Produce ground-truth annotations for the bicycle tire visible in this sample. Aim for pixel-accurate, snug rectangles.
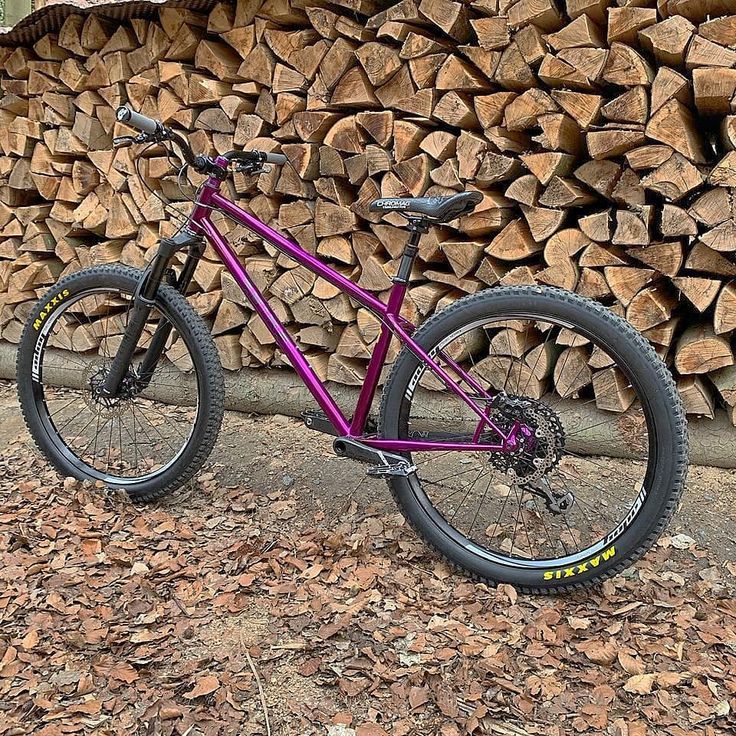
[17,264,225,502]
[379,286,688,593]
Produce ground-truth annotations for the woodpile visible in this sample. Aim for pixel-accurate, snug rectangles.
[2,0,736,421]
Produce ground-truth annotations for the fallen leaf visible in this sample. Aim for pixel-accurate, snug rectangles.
[19,628,39,650]
[656,671,687,688]
[618,651,646,675]
[92,660,138,684]
[497,583,518,605]
[668,534,697,550]
[183,674,220,699]
[409,685,429,710]
[578,640,617,665]
[568,616,591,630]
[623,674,656,694]
[356,725,389,736]
[715,701,731,717]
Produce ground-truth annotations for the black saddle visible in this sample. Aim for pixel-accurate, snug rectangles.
[369,191,483,223]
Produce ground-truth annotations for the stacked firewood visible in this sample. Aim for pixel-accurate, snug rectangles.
[2,0,736,419]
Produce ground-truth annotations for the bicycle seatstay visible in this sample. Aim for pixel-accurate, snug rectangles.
[188,160,517,453]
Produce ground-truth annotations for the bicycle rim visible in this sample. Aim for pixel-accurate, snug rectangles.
[29,287,201,485]
[396,312,658,570]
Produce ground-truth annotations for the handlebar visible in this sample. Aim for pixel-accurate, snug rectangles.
[115,105,288,170]
[116,106,161,135]
[223,149,288,166]
[265,151,288,165]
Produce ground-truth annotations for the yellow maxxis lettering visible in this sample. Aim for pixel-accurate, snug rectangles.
[33,289,70,330]
[543,546,616,581]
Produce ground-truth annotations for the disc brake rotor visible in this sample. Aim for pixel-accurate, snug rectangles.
[82,361,134,417]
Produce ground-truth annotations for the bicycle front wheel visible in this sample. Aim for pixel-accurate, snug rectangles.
[17,264,225,502]
[380,286,687,593]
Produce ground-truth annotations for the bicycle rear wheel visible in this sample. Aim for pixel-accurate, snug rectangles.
[380,286,687,593]
[17,265,225,501]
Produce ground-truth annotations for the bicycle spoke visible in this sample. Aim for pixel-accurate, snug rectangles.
[31,287,201,482]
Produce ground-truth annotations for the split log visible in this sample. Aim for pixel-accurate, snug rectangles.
[593,367,635,413]
[678,376,715,418]
[626,286,678,331]
[714,282,736,334]
[628,241,683,277]
[672,276,721,312]
[674,324,734,375]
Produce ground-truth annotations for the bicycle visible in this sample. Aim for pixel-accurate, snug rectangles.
[16,106,688,593]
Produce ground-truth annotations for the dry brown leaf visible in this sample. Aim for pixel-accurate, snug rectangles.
[618,651,646,675]
[18,628,39,650]
[578,640,618,665]
[568,616,592,630]
[183,674,220,699]
[409,685,430,710]
[498,583,518,605]
[91,659,138,684]
[435,684,459,718]
[356,725,390,736]
[623,673,656,694]
[656,671,688,688]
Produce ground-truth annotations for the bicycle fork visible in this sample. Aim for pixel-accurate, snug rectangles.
[99,229,204,399]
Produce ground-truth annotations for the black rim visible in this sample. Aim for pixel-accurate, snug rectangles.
[395,308,660,571]
[28,286,203,486]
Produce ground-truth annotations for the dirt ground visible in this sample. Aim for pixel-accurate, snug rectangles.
[0,379,735,736]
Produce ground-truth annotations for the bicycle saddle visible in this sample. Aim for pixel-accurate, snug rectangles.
[369,191,483,223]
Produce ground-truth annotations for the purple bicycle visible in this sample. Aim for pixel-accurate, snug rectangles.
[17,107,687,592]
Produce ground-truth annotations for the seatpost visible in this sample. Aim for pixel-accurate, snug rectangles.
[393,218,428,285]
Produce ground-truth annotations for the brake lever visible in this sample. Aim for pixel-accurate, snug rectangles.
[113,136,135,148]
[233,163,271,175]
[113,133,151,148]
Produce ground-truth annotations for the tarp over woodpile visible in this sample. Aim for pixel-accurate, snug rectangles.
[0,0,222,45]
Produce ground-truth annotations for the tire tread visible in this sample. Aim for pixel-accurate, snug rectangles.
[17,264,225,503]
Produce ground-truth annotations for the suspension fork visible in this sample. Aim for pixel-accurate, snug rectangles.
[99,228,204,398]
[136,237,204,386]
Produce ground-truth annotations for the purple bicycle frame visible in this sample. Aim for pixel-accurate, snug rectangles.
[189,160,523,454]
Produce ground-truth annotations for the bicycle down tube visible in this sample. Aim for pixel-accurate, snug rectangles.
[190,166,520,453]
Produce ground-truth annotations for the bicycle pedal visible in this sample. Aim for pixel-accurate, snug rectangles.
[367,461,417,478]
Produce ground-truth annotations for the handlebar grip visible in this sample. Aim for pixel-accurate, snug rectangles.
[265,152,288,165]
[116,106,161,135]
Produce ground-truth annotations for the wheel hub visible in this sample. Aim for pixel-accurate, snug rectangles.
[84,362,139,415]
[485,395,566,485]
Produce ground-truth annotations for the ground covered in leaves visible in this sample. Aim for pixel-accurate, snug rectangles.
[0,385,735,735]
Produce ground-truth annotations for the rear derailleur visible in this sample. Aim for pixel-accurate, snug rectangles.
[524,480,574,515]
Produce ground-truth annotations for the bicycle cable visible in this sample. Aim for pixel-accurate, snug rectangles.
[134,142,192,227]
[134,135,301,236]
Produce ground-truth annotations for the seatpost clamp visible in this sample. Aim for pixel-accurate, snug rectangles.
[406,217,431,234]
